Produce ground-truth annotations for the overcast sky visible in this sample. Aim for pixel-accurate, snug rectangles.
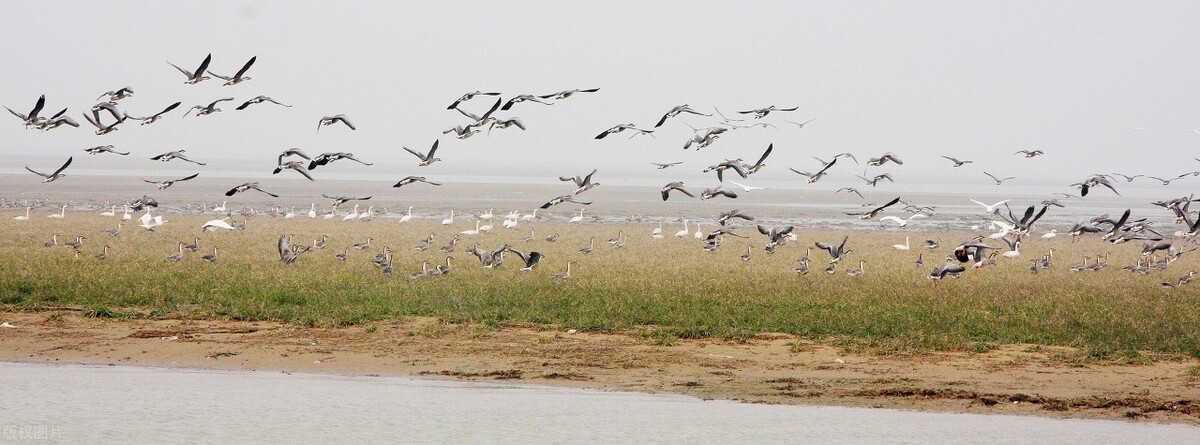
[3,1,1199,187]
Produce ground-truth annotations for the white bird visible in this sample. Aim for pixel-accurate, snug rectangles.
[442,210,455,225]
[100,205,116,217]
[988,221,1015,239]
[461,221,481,235]
[652,223,664,239]
[892,236,910,251]
[727,180,765,192]
[969,199,1010,214]
[201,218,237,231]
[478,220,494,232]
[674,220,690,238]
[212,201,227,214]
[323,205,337,220]
[521,209,538,221]
[307,203,317,218]
[399,206,413,223]
[479,208,495,221]
[1003,241,1022,258]
[121,205,132,220]
[694,223,704,239]
[1041,229,1057,239]
[47,204,66,219]
[342,204,360,221]
[569,209,585,223]
[502,218,518,229]
[879,214,926,227]
[13,207,30,221]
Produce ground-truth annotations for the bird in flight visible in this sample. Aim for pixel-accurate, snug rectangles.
[651,161,683,170]
[1014,149,1044,158]
[26,157,72,183]
[143,173,199,190]
[167,53,212,84]
[983,172,1015,185]
[941,156,972,167]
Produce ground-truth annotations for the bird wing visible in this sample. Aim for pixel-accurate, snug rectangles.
[194,53,212,78]
[234,56,256,78]
[338,116,356,130]
[25,166,49,178]
[292,167,315,181]
[51,157,73,176]
[753,143,773,167]
[880,216,904,225]
[177,173,200,182]
[167,61,192,78]
[402,146,425,160]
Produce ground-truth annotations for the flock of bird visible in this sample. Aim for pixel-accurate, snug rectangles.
[5,52,1200,289]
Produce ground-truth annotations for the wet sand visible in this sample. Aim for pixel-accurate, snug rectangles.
[2,311,1197,425]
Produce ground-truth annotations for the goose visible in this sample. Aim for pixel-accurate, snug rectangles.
[1070,256,1090,272]
[815,236,852,263]
[789,157,837,183]
[13,207,30,220]
[95,245,110,261]
[273,161,316,181]
[737,105,798,119]
[461,221,481,235]
[447,91,501,110]
[1014,150,1044,158]
[595,123,654,139]
[500,94,553,111]
[224,182,278,198]
[916,253,924,267]
[63,236,85,250]
[166,243,185,262]
[478,220,494,233]
[317,114,355,131]
[5,94,45,127]
[202,247,218,263]
[47,204,66,219]
[408,262,428,280]
[393,176,442,188]
[892,236,910,251]
[701,187,738,200]
[607,230,625,246]
[794,259,810,275]
[236,95,291,110]
[928,258,966,287]
[579,237,595,254]
[504,247,543,271]
[201,218,236,231]
[26,157,73,183]
[97,87,134,104]
[740,246,752,262]
[1041,229,1058,239]
[352,237,373,250]
[313,235,328,250]
[540,88,600,101]
[439,236,459,253]
[442,210,455,225]
[43,234,58,248]
[941,156,973,167]
[522,230,535,242]
[545,233,559,243]
[799,248,812,264]
[207,56,256,86]
[182,98,235,118]
[983,172,1016,185]
[540,194,593,209]
[855,173,894,187]
[654,104,711,128]
[85,145,131,155]
[727,181,765,192]
[152,150,206,165]
[184,237,200,252]
[661,182,696,201]
[559,169,600,195]
[104,223,122,237]
[825,262,838,274]
[278,235,307,264]
[438,257,453,276]
[866,152,903,167]
[143,173,200,190]
[336,248,348,261]
[402,140,442,166]
[309,153,373,170]
[554,261,575,280]
[479,208,495,221]
[569,209,585,223]
[846,197,902,220]
[879,214,925,227]
[123,101,182,125]
[100,205,116,217]
[610,233,627,249]
[846,260,866,276]
[81,111,124,135]
[122,205,132,220]
[167,53,212,84]
[372,247,393,267]
[399,206,414,223]
[694,224,704,239]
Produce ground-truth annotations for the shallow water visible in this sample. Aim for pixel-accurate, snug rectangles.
[1,362,1196,444]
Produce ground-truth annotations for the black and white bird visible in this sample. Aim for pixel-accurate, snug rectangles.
[790,157,837,183]
[718,209,755,226]
[654,104,711,128]
[307,152,372,170]
[208,56,256,86]
[84,145,129,156]
[317,114,355,131]
[25,157,72,183]
[151,150,206,165]
[846,196,901,220]
[142,173,199,190]
[540,88,600,101]
[500,94,552,111]
[323,195,371,206]
[941,156,973,167]
[447,91,501,110]
[225,182,279,198]
[273,162,315,181]
[502,247,543,271]
[595,123,654,139]
[815,236,852,263]
[5,94,45,127]
[737,105,798,119]
[236,96,291,110]
[1014,149,1044,158]
[836,187,864,199]
[277,148,311,165]
[701,187,738,200]
[402,140,442,166]
[393,176,442,188]
[183,98,235,117]
[124,101,181,125]
[704,160,748,182]
[866,152,903,167]
[540,195,592,209]
[167,53,212,84]
[97,87,134,104]
[82,111,125,135]
[488,118,525,134]
[660,182,695,201]
[560,169,600,195]
[856,173,894,187]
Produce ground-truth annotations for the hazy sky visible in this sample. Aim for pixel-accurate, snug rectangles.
[3,1,1199,188]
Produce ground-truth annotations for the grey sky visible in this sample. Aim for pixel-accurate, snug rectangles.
[3,1,1199,187]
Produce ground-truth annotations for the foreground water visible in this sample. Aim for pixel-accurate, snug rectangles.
[1,363,1196,444]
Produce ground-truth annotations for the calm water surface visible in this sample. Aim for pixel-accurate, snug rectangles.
[1,362,1197,444]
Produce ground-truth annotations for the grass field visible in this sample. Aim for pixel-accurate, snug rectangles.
[2,211,1198,358]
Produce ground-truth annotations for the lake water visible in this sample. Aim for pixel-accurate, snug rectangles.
[1,362,1196,444]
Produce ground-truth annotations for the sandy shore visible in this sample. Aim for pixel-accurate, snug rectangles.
[2,311,1198,424]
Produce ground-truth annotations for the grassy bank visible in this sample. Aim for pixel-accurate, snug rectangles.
[2,213,1198,357]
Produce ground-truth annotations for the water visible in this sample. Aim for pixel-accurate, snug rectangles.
[1,362,1196,444]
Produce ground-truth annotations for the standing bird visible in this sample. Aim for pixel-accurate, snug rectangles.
[207,56,256,86]
[402,140,442,166]
[167,53,212,84]
[124,101,181,125]
[225,182,279,198]
[142,173,199,189]
[317,114,355,131]
[26,157,73,183]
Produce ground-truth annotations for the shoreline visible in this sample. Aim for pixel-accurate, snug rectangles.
[2,311,1197,425]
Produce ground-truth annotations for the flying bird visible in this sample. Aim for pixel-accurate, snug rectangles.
[836,187,864,198]
[560,169,600,195]
[236,96,291,110]
[402,140,442,166]
[97,87,134,104]
[225,182,279,198]
[277,148,311,165]
[856,173,894,187]
[5,94,45,127]
[1014,149,1044,158]
[654,104,711,128]
[317,114,355,131]
[151,150,206,165]
[983,171,1016,185]
[84,145,129,156]
[167,53,212,84]
[701,187,738,200]
[273,162,315,181]
[540,195,592,209]
[941,156,973,167]
[595,123,654,139]
[651,161,683,169]
[208,56,256,86]
[393,176,442,187]
[183,98,235,117]
[25,157,72,183]
[323,195,371,206]
[539,88,600,100]
[866,152,903,167]
[142,173,199,190]
[847,196,902,219]
[124,101,181,125]
[789,157,837,183]
[500,94,552,111]
[660,182,695,201]
[307,152,372,170]
[737,105,798,119]
[447,91,501,110]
